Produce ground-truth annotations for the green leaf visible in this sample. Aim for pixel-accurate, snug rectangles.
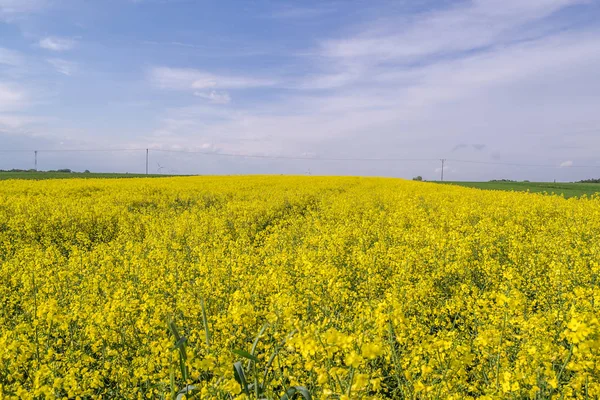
[247,323,269,371]
[262,348,279,389]
[178,352,188,381]
[171,336,187,351]
[168,320,182,342]
[169,355,176,400]
[233,349,259,363]
[176,385,198,400]
[281,388,296,400]
[251,323,269,356]
[292,386,312,400]
[247,382,264,394]
[233,361,249,395]
[281,386,312,400]
[200,297,211,348]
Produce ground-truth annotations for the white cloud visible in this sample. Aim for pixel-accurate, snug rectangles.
[268,4,336,19]
[47,58,77,76]
[0,114,40,129]
[0,0,46,18]
[3,0,598,179]
[319,0,582,62]
[0,82,27,111]
[0,47,23,66]
[194,90,231,104]
[39,36,76,52]
[306,0,587,95]
[374,31,600,110]
[149,67,277,90]
[291,0,595,98]
[292,70,363,90]
[560,160,574,167]
[142,19,600,179]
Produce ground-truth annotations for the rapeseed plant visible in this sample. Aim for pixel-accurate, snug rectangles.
[0,176,598,399]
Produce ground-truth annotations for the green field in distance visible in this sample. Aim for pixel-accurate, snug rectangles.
[0,171,170,180]
[438,181,600,198]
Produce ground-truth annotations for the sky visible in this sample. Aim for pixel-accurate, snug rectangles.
[1,0,600,180]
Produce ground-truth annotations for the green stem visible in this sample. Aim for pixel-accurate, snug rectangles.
[387,321,406,397]
[550,344,573,396]
[31,269,40,365]
[495,310,507,392]
[346,367,355,397]
[200,297,211,349]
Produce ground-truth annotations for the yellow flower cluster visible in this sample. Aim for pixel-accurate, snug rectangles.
[0,176,599,399]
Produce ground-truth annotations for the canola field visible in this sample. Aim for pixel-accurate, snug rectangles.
[0,176,599,399]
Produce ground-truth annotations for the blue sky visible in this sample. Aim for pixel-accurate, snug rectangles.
[1,0,600,180]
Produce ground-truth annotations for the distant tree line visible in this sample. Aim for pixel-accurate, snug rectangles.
[0,169,91,173]
[577,178,600,183]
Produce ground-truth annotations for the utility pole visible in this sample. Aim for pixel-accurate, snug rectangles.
[440,159,446,181]
[34,150,38,171]
[145,149,149,175]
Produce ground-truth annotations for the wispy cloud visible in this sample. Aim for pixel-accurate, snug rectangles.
[304,0,587,97]
[141,40,275,58]
[452,144,486,152]
[0,82,27,111]
[39,36,76,52]
[0,82,45,140]
[434,165,450,174]
[292,69,363,90]
[149,67,277,91]
[560,160,574,167]
[0,47,23,66]
[47,58,77,76]
[0,0,46,19]
[268,4,337,19]
[319,0,582,62]
[194,90,231,104]
[2,0,599,178]
[143,18,600,176]
[0,114,39,130]
[296,28,600,121]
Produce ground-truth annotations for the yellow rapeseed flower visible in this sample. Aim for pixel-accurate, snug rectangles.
[0,176,598,399]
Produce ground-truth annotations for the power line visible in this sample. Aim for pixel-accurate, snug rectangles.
[151,148,438,162]
[154,149,600,168]
[0,147,599,169]
[0,148,436,161]
[0,148,145,153]
[520,127,600,136]
[447,159,600,169]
